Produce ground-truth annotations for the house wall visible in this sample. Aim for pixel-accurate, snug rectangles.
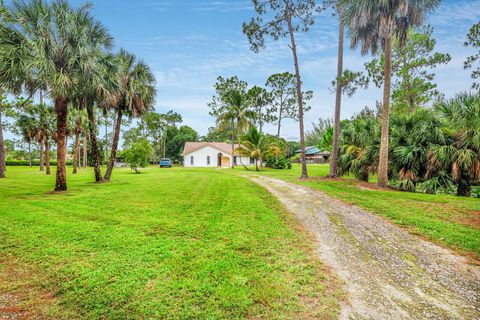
[183,146,251,167]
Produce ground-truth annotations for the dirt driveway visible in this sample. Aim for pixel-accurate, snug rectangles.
[250,175,480,319]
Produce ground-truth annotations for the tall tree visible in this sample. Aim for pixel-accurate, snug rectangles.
[265,72,312,139]
[364,26,450,113]
[246,86,274,134]
[0,90,6,178]
[464,22,480,91]
[340,0,441,187]
[161,110,182,159]
[329,3,345,178]
[104,50,155,181]
[244,0,320,178]
[0,0,113,191]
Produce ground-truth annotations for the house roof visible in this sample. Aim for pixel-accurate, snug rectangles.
[295,146,330,156]
[182,142,242,156]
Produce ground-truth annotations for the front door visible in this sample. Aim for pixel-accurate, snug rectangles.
[221,157,230,167]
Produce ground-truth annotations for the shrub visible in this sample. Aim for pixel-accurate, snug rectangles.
[266,157,292,170]
[6,160,73,166]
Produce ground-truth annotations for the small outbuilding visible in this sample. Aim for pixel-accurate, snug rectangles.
[295,146,330,164]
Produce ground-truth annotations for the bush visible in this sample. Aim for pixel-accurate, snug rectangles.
[123,139,153,173]
[266,157,292,170]
[6,160,73,166]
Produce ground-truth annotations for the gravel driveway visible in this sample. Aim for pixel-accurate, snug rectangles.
[250,175,480,320]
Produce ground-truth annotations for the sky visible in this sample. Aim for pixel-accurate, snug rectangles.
[4,0,480,141]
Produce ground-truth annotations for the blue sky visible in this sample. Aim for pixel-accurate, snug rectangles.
[6,0,480,140]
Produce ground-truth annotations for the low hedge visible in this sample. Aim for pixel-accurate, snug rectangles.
[6,160,73,166]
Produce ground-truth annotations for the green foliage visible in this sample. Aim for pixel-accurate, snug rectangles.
[464,22,480,90]
[123,139,153,173]
[5,159,73,166]
[165,125,198,162]
[266,157,292,170]
[305,118,332,147]
[364,26,451,112]
[319,127,334,153]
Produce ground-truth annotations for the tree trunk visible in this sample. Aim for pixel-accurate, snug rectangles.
[0,94,5,178]
[45,139,51,175]
[73,132,79,174]
[83,135,88,168]
[104,110,122,181]
[104,115,108,161]
[377,35,393,188]
[39,138,45,171]
[457,179,471,197]
[86,105,103,182]
[329,16,344,178]
[276,112,282,139]
[255,159,259,171]
[28,142,32,167]
[287,13,308,179]
[231,118,235,168]
[54,98,68,191]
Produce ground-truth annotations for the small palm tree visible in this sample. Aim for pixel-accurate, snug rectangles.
[340,0,441,187]
[235,127,267,171]
[216,90,255,167]
[427,92,480,197]
[104,49,156,181]
[69,108,88,174]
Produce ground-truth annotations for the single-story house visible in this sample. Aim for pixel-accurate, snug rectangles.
[295,146,330,163]
[181,142,254,167]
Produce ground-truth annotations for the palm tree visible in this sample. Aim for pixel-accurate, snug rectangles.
[427,92,480,197]
[69,108,88,174]
[235,127,267,171]
[389,108,444,192]
[340,0,441,187]
[0,0,113,191]
[15,112,36,167]
[337,110,380,182]
[216,90,255,168]
[104,50,156,181]
[76,53,119,183]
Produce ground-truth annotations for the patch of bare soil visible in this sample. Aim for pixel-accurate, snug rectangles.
[0,257,58,320]
[250,175,480,320]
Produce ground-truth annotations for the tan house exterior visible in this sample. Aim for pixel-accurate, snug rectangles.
[181,142,253,167]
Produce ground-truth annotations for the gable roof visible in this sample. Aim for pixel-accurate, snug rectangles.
[182,142,242,156]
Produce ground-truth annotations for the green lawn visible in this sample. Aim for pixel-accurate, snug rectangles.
[235,164,480,259]
[0,166,340,319]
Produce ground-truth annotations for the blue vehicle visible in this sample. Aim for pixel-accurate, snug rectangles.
[160,158,172,168]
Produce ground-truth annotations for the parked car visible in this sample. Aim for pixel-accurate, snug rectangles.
[160,158,172,168]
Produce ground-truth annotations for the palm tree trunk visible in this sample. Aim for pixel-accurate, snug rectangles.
[0,95,5,178]
[329,17,344,178]
[86,105,103,182]
[28,141,32,167]
[73,132,79,174]
[104,110,122,181]
[54,98,68,191]
[45,139,51,175]
[39,138,45,171]
[104,115,108,161]
[82,135,87,168]
[231,119,235,168]
[457,178,471,197]
[377,35,393,188]
[255,159,259,171]
[286,12,308,179]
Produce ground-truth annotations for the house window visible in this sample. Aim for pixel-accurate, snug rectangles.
[190,156,194,165]
[233,156,238,164]
[207,156,210,165]
[250,157,255,164]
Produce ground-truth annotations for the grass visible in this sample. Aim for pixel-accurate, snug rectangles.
[234,164,480,259]
[0,166,341,319]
